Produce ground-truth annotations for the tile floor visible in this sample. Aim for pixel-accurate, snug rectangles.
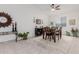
[0,35,79,54]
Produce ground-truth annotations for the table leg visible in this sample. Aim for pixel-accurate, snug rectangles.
[54,33,56,43]
[43,33,44,39]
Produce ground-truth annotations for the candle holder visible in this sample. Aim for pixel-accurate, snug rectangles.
[12,23,15,32]
[14,22,17,32]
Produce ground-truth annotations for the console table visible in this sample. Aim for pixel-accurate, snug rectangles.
[0,31,18,42]
[35,28,43,36]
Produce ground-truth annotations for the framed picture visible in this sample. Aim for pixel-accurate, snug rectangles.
[36,19,41,24]
[60,16,67,27]
[69,19,76,25]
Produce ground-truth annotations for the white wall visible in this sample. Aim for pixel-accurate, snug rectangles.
[0,4,49,42]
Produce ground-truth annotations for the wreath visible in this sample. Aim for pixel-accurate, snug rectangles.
[0,12,12,27]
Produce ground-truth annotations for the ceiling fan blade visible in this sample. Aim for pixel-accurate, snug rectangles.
[50,4,60,10]
[52,4,54,6]
[55,8,60,10]
[50,4,54,8]
[55,5,60,8]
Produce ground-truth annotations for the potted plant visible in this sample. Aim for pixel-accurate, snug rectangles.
[71,28,78,37]
[75,28,79,37]
[66,31,71,36]
[18,32,29,40]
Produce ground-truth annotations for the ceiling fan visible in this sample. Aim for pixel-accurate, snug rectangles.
[50,4,60,11]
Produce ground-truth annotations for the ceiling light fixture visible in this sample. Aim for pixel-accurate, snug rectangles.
[51,8,55,11]
[50,4,60,11]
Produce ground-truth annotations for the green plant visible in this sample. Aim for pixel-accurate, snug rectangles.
[71,28,78,37]
[18,32,29,40]
[66,31,71,36]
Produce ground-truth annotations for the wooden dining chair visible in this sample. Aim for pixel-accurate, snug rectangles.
[55,27,62,40]
[51,28,56,42]
[60,27,62,39]
[42,27,56,43]
[42,27,48,39]
[45,27,52,41]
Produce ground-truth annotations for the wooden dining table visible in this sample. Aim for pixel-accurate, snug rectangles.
[42,27,62,43]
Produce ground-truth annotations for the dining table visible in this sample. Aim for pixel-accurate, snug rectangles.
[42,27,62,43]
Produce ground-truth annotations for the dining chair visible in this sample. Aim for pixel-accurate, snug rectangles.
[45,27,52,41]
[55,27,62,40]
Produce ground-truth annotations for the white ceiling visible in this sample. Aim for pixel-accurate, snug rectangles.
[33,4,79,15]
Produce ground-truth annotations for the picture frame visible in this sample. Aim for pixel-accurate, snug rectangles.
[69,19,76,25]
[60,16,67,27]
[36,19,41,24]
